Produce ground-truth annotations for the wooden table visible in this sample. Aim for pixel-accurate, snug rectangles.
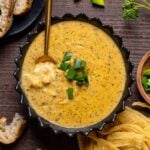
[0,0,150,149]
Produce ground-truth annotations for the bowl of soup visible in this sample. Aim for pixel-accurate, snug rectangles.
[14,14,133,136]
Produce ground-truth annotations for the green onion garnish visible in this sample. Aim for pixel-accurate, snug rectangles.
[144,69,150,76]
[91,0,105,6]
[59,63,70,71]
[146,79,150,86]
[75,71,89,85]
[67,88,74,99]
[59,52,89,100]
[62,52,72,62]
[80,60,86,68]
[142,68,150,92]
[67,67,76,80]
[73,59,86,70]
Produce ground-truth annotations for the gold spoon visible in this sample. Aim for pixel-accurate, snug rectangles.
[36,0,55,63]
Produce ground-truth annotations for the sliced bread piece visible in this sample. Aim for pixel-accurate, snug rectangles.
[0,113,26,144]
[13,0,33,16]
[0,0,15,38]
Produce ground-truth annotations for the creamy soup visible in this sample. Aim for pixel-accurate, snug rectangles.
[21,21,126,128]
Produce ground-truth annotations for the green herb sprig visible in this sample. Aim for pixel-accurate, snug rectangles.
[123,0,150,20]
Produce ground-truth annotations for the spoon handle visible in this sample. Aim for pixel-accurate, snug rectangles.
[44,0,52,55]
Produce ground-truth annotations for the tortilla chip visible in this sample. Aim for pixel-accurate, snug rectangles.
[106,132,144,149]
[78,134,96,150]
[142,143,149,150]
[78,107,150,150]
[132,101,150,109]
[117,107,149,129]
[101,123,143,135]
[78,133,119,150]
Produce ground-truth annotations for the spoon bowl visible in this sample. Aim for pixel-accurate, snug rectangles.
[137,51,150,104]
[36,0,54,64]
[36,55,55,64]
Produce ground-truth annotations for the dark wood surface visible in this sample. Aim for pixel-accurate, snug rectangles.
[0,0,150,150]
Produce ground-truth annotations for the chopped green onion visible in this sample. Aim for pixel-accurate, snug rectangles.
[67,88,74,99]
[75,72,84,80]
[59,63,70,71]
[147,79,150,86]
[62,52,72,62]
[59,52,89,100]
[142,76,150,92]
[144,87,150,92]
[67,67,76,80]
[142,76,148,87]
[75,71,89,85]
[144,69,150,76]
[80,61,86,68]
[91,0,105,6]
[74,59,81,69]
[73,59,86,70]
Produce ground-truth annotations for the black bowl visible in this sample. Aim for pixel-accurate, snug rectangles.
[14,14,134,137]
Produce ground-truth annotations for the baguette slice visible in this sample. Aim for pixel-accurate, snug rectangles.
[0,0,15,38]
[0,113,26,144]
[13,0,33,16]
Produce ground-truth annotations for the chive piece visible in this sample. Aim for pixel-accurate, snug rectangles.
[141,76,150,92]
[83,71,89,84]
[63,52,72,62]
[144,69,150,76]
[67,88,74,99]
[67,67,76,80]
[75,72,84,80]
[74,59,81,69]
[73,59,86,70]
[59,63,70,71]
[144,87,150,92]
[80,60,86,68]
[91,0,105,6]
[146,79,150,86]
[76,71,89,86]
[142,76,148,87]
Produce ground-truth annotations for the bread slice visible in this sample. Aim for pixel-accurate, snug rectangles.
[13,0,33,16]
[0,0,15,38]
[0,113,26,144]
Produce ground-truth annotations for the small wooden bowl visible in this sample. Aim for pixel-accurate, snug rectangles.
[137,51,150,104]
